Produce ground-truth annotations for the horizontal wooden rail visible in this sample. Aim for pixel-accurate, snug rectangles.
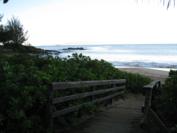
[53,86,125,104]
[52,79,126,90]
[49,79,126,132]
[52,91,124,117]
[143,80,161,90]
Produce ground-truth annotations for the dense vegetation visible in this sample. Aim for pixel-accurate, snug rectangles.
[0,53,151,133]
[153,70,177,131]
[0,11,150,133]
[0,3,176,133]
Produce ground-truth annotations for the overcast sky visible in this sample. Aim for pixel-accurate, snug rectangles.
[0,0,177,45]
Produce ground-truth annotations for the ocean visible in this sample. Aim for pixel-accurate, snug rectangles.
[38,44,177,71]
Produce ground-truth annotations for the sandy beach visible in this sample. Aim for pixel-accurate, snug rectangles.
[119,68,169,82]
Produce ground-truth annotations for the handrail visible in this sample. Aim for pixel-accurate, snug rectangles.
[143,80,161,112]
[49,79,126,132]
[52,86,125,104]
[142,80,170,133]
[52,79,126,90]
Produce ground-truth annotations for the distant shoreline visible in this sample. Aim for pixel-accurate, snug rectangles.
[119,67,169,82]
[38,44,177,70]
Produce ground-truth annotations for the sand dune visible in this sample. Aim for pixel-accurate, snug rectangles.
[119,68,169,82]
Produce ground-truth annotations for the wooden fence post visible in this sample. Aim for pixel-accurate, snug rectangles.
[49,84,54,133]
[144,86,152,123]
[141,85,153,128]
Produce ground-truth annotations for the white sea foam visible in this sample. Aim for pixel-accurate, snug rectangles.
[39,44,177,69]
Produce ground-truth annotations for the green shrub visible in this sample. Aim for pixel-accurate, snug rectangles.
[0,54,49,133]
[154,70,177,128]
[0,53,150,133]
[150,70,177,131]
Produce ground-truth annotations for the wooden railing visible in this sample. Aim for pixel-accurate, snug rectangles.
[49,79,126,132]
[142,80,170,133]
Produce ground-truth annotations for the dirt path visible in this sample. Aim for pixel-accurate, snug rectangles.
[67,94,146,133]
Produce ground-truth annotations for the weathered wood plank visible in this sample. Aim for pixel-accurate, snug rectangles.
[143,80,160,90]
[52,91,124,118]
[142,80,161,127]
[53,86,125,104]
[52,79,126,90]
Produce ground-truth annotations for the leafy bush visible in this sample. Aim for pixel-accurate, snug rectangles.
[0,53,151,133]
[153,70,177,129]
[0,54,50,133]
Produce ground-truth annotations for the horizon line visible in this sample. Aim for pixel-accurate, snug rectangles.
[35,43,177,47]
